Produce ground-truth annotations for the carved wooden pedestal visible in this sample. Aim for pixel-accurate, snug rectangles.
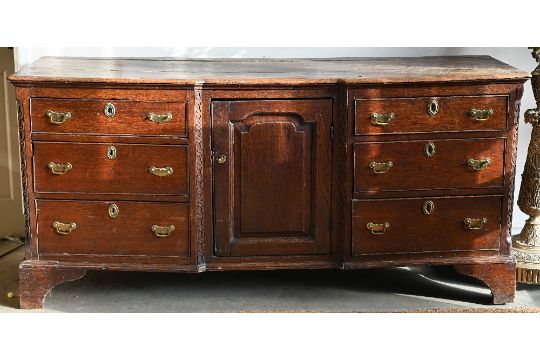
[512,47,540,284]
[19,261,87,309]
[454,262,517,305]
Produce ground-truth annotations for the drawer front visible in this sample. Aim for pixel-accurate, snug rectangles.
[37,200,189,257]
[355,95,507,135]
[352,196,502,256]
[354,138,504,193]
[33,142,188,196]
[31,98,187,136]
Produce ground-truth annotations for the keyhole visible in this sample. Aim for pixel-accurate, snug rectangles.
[427,99,439,116]
[104,103,116,117]
[108,203,119,218]
[107,145,117,159]
[422,201,435,215]
[424,142,436,158]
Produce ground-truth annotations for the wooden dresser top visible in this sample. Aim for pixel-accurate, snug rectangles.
[9,55,529,86]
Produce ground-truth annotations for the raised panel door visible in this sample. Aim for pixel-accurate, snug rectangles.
[212,99,332,257]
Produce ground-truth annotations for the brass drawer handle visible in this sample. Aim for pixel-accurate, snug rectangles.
[151,224,175,237]
[48,162,73,175]
[369,160,393,174]
[147,112,173,123]
[469,108,493,121]
[52,221,77,235]
[367,222,390,235]
[370,112,395,126]
[464,217,487,230]
[149,166,174,177]
[46,110,71,124]
[467,158,491,171]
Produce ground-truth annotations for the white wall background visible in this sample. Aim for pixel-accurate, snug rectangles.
[15,47,538,234]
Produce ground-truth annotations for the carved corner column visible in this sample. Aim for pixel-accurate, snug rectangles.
[512,47,540,284]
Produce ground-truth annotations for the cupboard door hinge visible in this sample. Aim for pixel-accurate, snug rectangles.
[330,123,334,139]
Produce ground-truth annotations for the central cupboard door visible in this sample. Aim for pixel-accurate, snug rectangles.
[212,99,333,257]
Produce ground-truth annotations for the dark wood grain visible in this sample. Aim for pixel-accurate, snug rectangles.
[355,95,508,135]
[454,262,516,304]
[19,261,87,309]
[212,99,332,256]
[9,56,529,86]
[352,196,502,256]
[9,56,527,308]
[353,137,505,193]
[36,200,190,258]
[31,97,187,137]
[33,142,188,196]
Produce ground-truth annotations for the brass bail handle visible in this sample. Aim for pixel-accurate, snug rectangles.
[52,221,77,235]
[46,110,72,124]
[370,112,395,126]
[149,166,174,177]
[469,108,494,121]
[151,224,175,237]
[369,161,393,174]
[464,217,487,230]
[467,158,491,171]
[48,162,73,175]
[147,112,173,123]
[367,222,390,235]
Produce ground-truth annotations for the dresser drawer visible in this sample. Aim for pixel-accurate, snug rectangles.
[352,196,502,256]
[354,95,507,135]
[354,138,504,193]
[33,142,188,196]
[31,98,187,137]
[36,200,189,257]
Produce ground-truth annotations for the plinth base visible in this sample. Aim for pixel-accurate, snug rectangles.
[512,245,540,284]
[516,266,540,284]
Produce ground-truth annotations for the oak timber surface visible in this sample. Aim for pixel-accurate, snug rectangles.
[9,56,529,86]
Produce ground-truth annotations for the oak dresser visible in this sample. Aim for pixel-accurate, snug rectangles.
[9,56,528,309]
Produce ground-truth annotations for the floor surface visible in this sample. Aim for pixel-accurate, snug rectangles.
[2,247,540,312]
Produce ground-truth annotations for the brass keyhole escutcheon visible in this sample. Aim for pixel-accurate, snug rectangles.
[108,203,119,218]
[424,142,436,158]
[107,145,117,160]
[427,99,439,116]
[104,103,116,118]
[216,154,227,164]
[422,200,435,215]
